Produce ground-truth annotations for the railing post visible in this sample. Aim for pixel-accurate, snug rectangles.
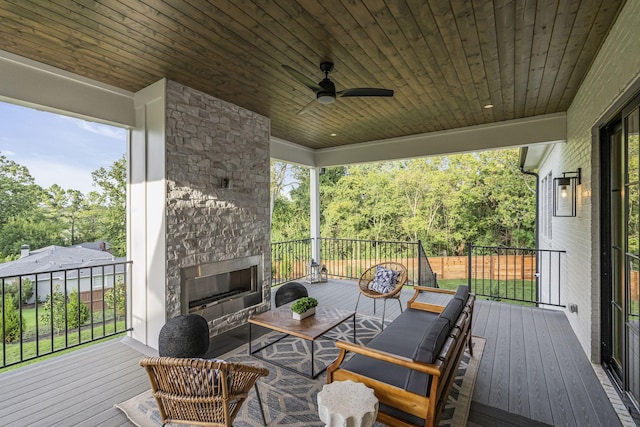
[467,242,472,291]
[418,240,422,287]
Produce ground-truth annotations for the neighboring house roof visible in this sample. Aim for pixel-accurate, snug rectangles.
[0,245,126,277]
[71,241,111,252]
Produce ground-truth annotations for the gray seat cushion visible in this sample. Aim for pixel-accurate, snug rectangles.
[341,309,439,390]
[404,317,451,395]
[439,298,464,329]
[454,285,469,303]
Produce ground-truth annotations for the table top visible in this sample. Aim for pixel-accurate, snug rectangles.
[248,303,355,341]
[318,380,379,421]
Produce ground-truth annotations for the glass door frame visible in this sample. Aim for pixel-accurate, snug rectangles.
[601,91,640,417]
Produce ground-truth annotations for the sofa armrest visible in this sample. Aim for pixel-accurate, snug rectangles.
[411,286,455,294]
[407,287,453,312]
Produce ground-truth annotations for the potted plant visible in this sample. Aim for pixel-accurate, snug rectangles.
[290,297,318,320]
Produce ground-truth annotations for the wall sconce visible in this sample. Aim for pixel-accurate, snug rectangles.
[553,168,581,217]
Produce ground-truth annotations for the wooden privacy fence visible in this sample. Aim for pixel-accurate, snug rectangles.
[273,255,538,282]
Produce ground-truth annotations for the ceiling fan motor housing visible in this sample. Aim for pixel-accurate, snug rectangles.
[317,78,336,104]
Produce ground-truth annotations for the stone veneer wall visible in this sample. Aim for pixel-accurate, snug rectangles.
[164,80,271,336]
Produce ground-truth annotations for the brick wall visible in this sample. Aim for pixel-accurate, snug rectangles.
[540,0,640,361]
[164,80,271,336]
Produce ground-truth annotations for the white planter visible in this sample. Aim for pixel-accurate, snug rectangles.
[292,306,316,320]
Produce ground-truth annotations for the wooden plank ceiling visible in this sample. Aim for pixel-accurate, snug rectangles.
[0,0,625,149]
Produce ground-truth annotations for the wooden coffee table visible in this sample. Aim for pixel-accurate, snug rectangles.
[248,303,356,378]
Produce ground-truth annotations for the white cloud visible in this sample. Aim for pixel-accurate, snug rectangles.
[77,121,127,140]
[2,149,16,156]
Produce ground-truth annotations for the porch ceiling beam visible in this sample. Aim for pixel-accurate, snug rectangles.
[271,112,566,167]
[314,112,567,167]
[0,49,135,127]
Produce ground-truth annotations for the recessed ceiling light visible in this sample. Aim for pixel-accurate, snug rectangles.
[330,133,337,137]
[484,104,494,109]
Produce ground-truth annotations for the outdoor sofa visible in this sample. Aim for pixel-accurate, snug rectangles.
[327,284,475,427]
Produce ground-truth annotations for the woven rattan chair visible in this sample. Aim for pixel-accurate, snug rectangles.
[140,357,269,427]
[355,262,408,329]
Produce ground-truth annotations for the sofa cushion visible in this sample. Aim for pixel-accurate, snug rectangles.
[439,297,464,329]
[404,317,451,395]
[341,309,439,390]
[454,285,469,303]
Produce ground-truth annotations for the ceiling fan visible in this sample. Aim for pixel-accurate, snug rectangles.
[282,61,394,114]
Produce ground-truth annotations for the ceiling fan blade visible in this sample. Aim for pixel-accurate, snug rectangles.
[296,99,319,115]
[282,65,323,93]
[338,88,394,98]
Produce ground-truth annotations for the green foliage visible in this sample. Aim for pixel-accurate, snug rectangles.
[0,152,126,259]
[40,286,90,332]
[0,155,42,229]
[90,157,126,257]
[270,150,536,255]
[290,297,318,314]
[4,278,34,304]
[104,279,126,318]
[0,294,24,343]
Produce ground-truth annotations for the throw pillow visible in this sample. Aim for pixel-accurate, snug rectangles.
[368,265,400,294]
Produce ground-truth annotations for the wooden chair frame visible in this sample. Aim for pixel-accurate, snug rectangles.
[140,357,269,427]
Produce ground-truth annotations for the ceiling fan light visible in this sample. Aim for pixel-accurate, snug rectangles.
[317,93,335,104]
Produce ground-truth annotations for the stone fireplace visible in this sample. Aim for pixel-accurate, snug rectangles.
[158,80,271,341]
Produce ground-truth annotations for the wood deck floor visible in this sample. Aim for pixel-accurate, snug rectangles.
[0,280,625,426]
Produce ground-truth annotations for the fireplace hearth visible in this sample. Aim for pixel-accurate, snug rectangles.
[181,255,263,323]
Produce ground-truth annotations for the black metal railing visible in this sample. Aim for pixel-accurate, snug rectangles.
[318,238,419,284]
[1,260,131,369]
[418,240,438,288]
[270,238,438,287]
[271,238,312,285]
[467,243,566,307]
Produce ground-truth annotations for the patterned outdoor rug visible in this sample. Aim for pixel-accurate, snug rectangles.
[116,315,485,426]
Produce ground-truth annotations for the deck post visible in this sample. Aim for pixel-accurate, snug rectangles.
[310,167,321,264]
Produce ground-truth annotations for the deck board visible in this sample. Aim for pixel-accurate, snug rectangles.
[488,302,512,410]
[532,307,577,427]
[0,280,624,427]
[473,299,500,406]
[522,305,554,425]
[509,304,530,417]
[543,308,621,426]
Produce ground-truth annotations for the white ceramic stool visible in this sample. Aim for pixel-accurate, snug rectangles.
[317,380,379,427]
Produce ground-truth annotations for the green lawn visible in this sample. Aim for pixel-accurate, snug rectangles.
[1,308,127,370]
[436,278,537,306]
[0,331,126,373]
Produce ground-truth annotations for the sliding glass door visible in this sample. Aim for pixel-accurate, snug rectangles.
[602,94,640,412]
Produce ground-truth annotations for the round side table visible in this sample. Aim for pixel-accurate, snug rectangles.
[317,380,379,427]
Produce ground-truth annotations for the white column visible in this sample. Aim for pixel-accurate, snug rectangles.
[130,79,167,349]
[310,167,321,263]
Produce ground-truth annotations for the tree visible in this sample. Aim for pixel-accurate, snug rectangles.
[272,149,536,256]
[0,154,42,228]
[5,278,34,304]
[0,294,23,343]
[271,164,310,241]
[90,157,126,256]
[0,154,48,258]
[104,279,126,319]
[40,286,90,332]
[42,185,86,245]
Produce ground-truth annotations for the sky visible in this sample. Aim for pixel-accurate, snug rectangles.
[0,101,127,194]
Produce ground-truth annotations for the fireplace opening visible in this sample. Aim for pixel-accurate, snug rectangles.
[181,255,263,322]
